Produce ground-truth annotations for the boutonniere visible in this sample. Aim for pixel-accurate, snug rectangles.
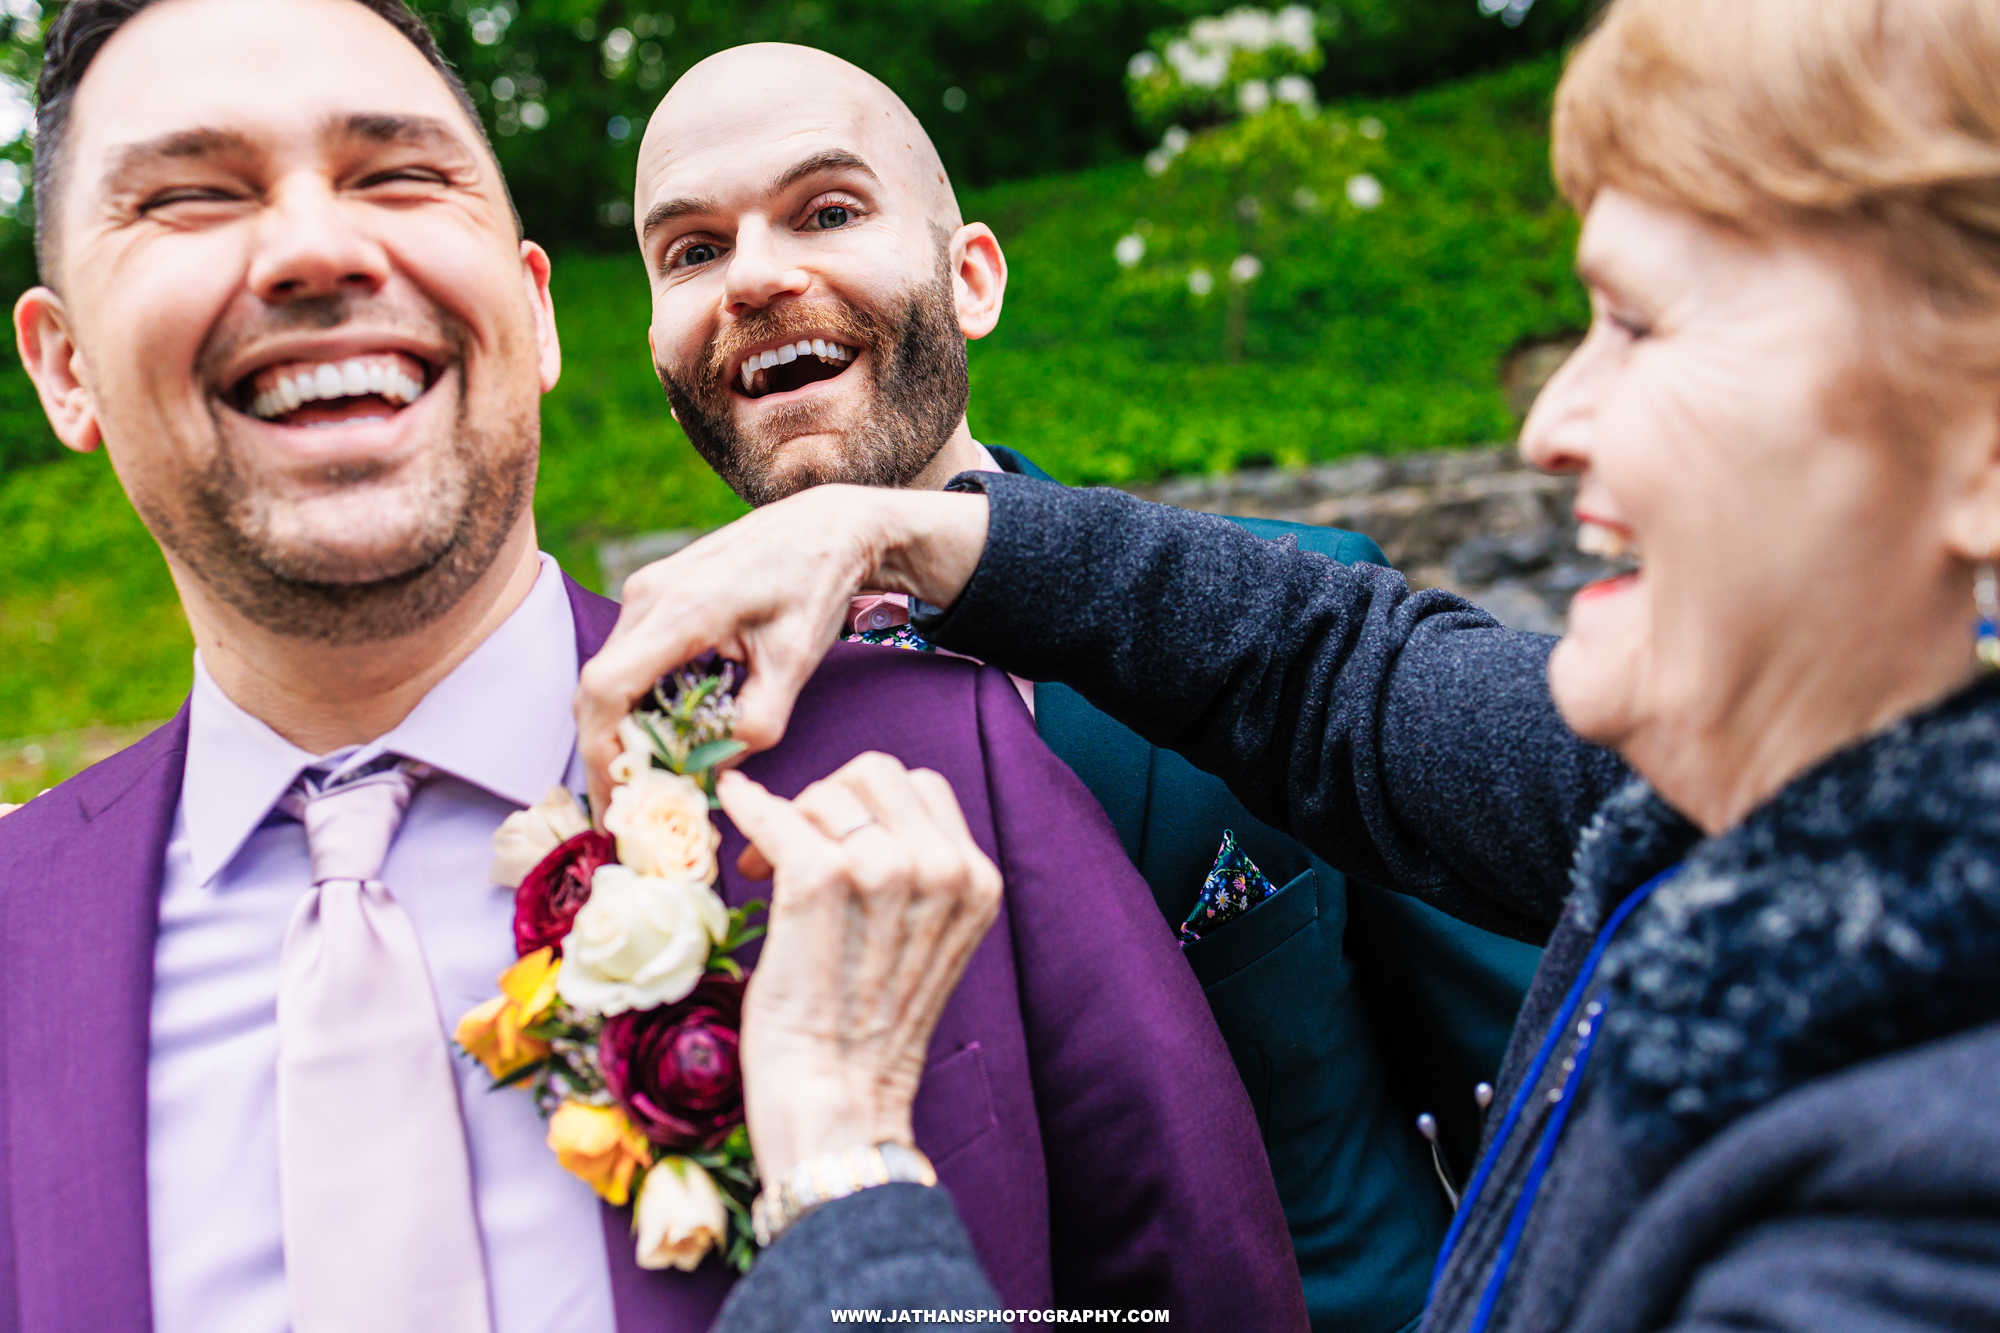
[457,665,764,1273]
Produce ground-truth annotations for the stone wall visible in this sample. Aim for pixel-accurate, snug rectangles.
[1132,444,1607,635]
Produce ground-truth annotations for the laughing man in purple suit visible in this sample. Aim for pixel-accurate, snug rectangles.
[0,1,1302,1330]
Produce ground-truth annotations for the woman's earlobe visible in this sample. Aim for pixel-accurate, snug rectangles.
[14,286,102,453]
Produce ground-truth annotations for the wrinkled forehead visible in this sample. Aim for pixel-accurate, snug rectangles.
[65,0,485,202]
[637,75,929,216]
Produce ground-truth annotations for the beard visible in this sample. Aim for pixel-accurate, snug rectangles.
[655,253,970,507]
[134,294,537,645]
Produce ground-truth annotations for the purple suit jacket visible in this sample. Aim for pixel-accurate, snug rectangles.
[0,578,1304,1332]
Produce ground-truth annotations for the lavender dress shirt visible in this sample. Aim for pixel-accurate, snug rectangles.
[148,556,615,1333]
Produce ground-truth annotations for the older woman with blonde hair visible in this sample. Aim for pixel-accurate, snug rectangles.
[600,0,2000,1327]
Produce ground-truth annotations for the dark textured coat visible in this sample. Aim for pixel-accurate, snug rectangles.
[842,471,2000,1333]
[987,444,1543,1333]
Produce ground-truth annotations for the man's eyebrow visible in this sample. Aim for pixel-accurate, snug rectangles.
[770,149,881,197]
[103,128,253,186]
[336,113,473,156]
[641,194,724,242]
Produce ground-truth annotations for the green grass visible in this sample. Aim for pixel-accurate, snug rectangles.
[0,55,1584,769]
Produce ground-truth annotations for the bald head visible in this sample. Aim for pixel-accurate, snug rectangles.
[630,43,1007,508]
[640,43,960,237]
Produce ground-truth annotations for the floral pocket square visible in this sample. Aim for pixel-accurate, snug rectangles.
[1179,830,1277,946]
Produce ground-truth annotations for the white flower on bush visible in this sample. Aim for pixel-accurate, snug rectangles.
[606,769,722,884]
[1237,79,1271,115]
[1359,116,1386,140]
[557,864,728,1016]
[635,1159,728,1271]
[1230,254,1263,284]
[1115,234,1147,268]
[1163,37,1228,89]
[1346,174,1385,210]
[1188,267,1215,297]
[1274,74,1316,111]
[489,787,592,888]
[1162,126,1191,154]
[1128,51,1160,80]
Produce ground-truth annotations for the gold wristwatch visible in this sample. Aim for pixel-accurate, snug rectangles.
[750,1141,938,1248]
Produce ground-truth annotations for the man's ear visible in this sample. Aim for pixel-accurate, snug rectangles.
[15,286,102,453]
[950,223,1006,341]
[521,240,563,394]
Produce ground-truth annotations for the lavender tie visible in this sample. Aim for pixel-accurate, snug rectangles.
[276,762,494,1333]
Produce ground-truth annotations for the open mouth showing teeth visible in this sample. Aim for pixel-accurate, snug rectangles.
[1576,522,1643,580]
[237,351,435,429]
[736,339,858,399]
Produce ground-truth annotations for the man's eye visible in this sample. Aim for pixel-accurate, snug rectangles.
[678,241,722,268]
[143,188,239,212]
[812,205,852,230]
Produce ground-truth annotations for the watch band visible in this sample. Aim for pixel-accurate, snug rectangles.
[751,1140,938,1248]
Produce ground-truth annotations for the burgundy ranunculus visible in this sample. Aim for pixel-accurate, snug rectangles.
[514,829,618,958]
[599,976,746,1151]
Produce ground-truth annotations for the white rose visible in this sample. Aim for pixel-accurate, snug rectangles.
[607,715,663,785]
[556,864,728,1015]
[634,1158,727,1271]
[488,787,592,888]
[604,770,721,885]
[0,804,19,818]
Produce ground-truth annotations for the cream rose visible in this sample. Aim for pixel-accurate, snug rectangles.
[555,864,728,1015]
[488,787,593,888]
[604,770,721,884]
[607,715,664,785]
[633,1158,727,1271]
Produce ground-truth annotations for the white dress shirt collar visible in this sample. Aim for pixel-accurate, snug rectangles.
[181,555,580,887]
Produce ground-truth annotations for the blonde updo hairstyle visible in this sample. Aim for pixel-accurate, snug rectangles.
[1554,0,2000,392]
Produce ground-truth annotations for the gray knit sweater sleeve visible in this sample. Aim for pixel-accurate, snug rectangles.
[919,472,1629,937]
[712,1185,998,1331]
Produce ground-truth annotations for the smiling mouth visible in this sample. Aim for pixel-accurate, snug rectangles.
[735,339,859,399]
[1576,520,1643,587]
[235,351,437,429]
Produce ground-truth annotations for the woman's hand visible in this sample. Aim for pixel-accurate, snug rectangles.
[716,754,1002,1183]
[576,485,990,816]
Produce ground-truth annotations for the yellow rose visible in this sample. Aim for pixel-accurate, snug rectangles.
[604,769,721,884]
[453,948,561,1079]
[547,1101,652,1206]
[489,787,592,888]
[634,1158,727,1271]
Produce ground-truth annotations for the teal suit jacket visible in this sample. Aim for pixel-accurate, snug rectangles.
[987,446,1541,1333]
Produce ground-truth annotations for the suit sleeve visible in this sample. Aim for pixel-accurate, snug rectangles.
[1663,1213,2000,1333]
[974,667,1310,1328]
[710,1185,1000,1331]
[922,473,1630,935]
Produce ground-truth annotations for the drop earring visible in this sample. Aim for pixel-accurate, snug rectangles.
[1977,560,2000,671]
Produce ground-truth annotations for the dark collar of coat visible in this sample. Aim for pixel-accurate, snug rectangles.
[1569,675,2000,1160]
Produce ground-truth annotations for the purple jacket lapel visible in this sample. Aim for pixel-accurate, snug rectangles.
[2,710,188,1333]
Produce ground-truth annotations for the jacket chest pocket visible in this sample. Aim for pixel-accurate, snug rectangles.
[912,1041,998,1165]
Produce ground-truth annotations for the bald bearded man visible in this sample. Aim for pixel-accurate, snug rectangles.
[618,44,1544,1331]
